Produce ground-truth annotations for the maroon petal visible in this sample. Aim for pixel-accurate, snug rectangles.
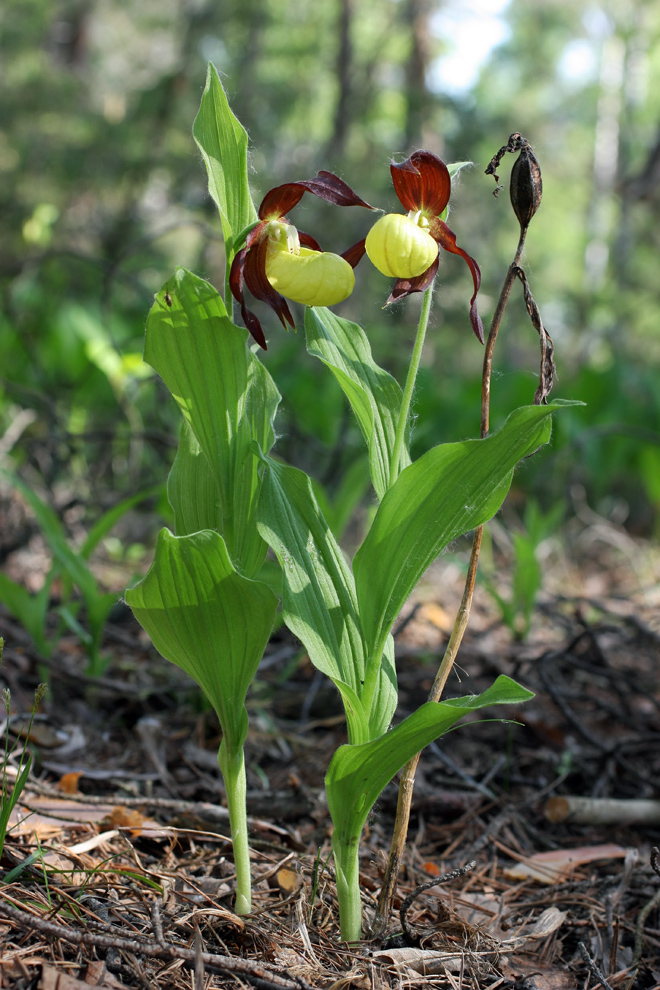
[433,219,484,343]
[298,229,322,252]
[341,238,367,269]
[259,171,373,219]
[298,171,374,208]
[229,246,268,350]
[244,236,296,333]
[391,151,451,217]
[245,220,269,248]
[386,256,439,304]
[259,184,306,219]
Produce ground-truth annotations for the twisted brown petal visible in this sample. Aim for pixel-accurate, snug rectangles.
[229,247,268,350]
[432,219,484,343]
[341,237,367,269]
[298,229,322,252]
[258,171,373,219]
[386,256,439,304]
[244,237,296,331]
[391,151,451,217]
[230,237,299,350]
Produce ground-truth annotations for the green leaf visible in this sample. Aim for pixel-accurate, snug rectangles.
[125,528,278,752]
[193,63,257,251]
[81,485,163,560]
[7,474,113,673]
[354,403,568,668]
[0,572,53,657]
[511,531,542,636]
[0,750,33,858]
[304,308,410,501]
[256,456,397,743]
[311,457,371,543]
[327,675,533,858]
[447,161,472,177]
[167,420,222,535]
[145,269,280,578]
[7,474,98,601]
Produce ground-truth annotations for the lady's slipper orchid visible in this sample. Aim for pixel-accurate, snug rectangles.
[229,172,372,349]
[364,151,484,343]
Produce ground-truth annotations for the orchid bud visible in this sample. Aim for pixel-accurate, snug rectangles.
[266,244,355,307]
[365,213,439,279]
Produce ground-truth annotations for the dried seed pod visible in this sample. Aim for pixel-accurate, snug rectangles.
[510,143,542,229]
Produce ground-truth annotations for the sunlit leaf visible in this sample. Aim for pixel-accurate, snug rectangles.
[354,403,575,665]
[193,63,258,252]
[256,456,397,743]
[125,528,278,752]
[145,269,280,578]
[305,308,410,500]
[327,675,534,875]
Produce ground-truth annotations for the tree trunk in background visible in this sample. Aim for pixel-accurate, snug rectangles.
[404,0,432,151]
[583,28,624,291]
[230,0,266,136]
[329,0,353,158]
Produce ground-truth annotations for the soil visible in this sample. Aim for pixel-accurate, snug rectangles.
[1,503,659,990]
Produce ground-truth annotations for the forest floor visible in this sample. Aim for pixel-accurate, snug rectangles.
[0,504,659,990]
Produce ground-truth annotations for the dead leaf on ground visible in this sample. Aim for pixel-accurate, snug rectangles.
[503,843,629,883]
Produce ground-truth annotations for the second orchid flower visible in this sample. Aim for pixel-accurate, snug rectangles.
[365,151,484,342]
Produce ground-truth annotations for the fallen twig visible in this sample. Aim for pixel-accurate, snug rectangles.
[545,796,660,827]
[0,897,312,990]
[578,941,615,990]
[399,861,476,946]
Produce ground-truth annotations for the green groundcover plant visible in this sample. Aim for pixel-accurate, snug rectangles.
[125,66,578,940]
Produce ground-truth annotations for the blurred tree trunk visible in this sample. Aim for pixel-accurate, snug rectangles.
[230,0,266,133]
[404,0,432,151]
[329,0,353,158]
[583,27,624,291]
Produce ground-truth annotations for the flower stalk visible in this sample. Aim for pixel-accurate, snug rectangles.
[389,284,434,488]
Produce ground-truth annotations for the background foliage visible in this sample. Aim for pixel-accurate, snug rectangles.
[2,0,660,542]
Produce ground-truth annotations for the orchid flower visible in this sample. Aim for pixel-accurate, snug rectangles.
[365,151,484,342]
[229,172,373,349]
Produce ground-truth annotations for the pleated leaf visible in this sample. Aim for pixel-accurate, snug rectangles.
[167,420,221,536]
[125,529,278,753]
[145,268,280,578]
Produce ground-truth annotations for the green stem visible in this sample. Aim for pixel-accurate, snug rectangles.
[360,632,389,722]
[333,832,362,942]
[224,243,235,324]
[218,741,251,914]
[362,287,435,740]
[388,283,434,488]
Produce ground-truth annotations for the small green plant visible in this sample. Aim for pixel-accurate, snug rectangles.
[481,498,565,640]
[0,641,47,863]
[126,68,579,938]
[0,477,161,675]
